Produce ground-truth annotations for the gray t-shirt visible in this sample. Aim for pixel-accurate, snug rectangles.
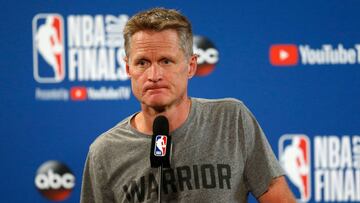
[81,98,284,203]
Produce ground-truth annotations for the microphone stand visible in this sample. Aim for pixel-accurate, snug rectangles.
[158,165,163,203]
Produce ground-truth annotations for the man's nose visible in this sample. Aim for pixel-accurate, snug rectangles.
[147,64,162,82]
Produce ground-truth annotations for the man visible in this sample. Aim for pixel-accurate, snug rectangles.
[81,8,296,203]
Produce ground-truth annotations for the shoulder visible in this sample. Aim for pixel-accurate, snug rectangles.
[88,115,132,159]
[192,97,250,114]
[192,97,261,136]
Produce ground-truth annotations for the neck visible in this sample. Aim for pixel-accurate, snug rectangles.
[132,97,192,135]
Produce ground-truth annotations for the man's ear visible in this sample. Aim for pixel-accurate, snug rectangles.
[124,56,131,78]
[188,54,198,79]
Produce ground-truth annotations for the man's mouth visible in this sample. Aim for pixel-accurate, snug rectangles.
[144,85,168,92]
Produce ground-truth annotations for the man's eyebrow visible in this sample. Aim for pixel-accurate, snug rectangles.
[132,55,149,61]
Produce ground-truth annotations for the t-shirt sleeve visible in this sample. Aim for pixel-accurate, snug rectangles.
[80,147,114,203]
[241,104,285,198]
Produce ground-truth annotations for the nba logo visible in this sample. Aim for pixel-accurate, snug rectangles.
[154,135,167,157]
[33,14,65,83]
[279,134,311,202]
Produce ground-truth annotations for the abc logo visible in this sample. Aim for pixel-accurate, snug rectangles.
[34,160,75,201]
[193,36,219,76]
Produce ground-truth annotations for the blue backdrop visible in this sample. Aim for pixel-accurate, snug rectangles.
[1,1,360,202]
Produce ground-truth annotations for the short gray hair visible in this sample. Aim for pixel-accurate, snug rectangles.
[124,7,193,58]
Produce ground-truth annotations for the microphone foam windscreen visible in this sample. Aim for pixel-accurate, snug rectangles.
[152,115,169,135]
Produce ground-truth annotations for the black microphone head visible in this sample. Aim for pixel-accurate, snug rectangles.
[151,115,171,168]
[153,115,169,135]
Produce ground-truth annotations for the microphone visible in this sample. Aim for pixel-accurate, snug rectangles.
[150,115,171,168]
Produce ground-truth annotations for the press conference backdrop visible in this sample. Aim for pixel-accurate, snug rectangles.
[1,0,360,202]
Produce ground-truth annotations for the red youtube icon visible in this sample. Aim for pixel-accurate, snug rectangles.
[269,44,298,66]
[70,86,87,101]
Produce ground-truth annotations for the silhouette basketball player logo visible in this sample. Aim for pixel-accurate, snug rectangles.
[33,14,65,83]
[279,134,311,202]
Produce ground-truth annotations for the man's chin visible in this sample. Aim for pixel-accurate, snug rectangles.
[143,100,169,112]
[152,105,166,113]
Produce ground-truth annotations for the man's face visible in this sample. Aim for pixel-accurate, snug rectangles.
[125,29,197,110]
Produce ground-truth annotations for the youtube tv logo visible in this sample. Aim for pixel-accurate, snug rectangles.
[270,44,299,66]
[70,86,87,101]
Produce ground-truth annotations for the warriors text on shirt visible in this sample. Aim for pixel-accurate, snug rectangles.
[123,163,232,202]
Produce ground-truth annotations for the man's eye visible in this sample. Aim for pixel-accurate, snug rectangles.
[137,60,148,67]
[161,59,172,65]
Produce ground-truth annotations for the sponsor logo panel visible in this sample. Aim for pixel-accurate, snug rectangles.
[278,134,360,202]
[32,13,131,101]
[34,160,75,201]
[270,43,360,67]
